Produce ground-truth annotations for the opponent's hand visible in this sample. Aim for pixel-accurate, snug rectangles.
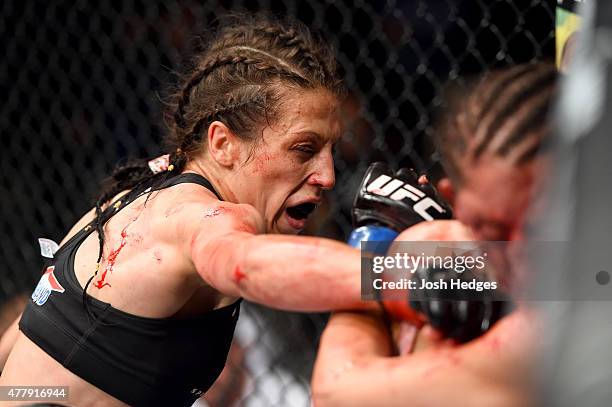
[352,162,452,232]
[380,221,513,343]
[408,266,512,343]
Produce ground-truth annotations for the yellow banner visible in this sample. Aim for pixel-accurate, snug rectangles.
[556,6,582,69]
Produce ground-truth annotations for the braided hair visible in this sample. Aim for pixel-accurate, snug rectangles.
[435,62,558,187]
[84,13,343,319]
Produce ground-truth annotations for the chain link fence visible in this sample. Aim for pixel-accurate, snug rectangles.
[0,1,554,405]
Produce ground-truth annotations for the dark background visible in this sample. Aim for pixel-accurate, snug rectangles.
[0,1,555,404]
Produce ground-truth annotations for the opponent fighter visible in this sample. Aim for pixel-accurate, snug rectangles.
[312,62,557,406]
[0,14,438,407]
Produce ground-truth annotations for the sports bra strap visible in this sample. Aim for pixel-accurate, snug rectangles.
[55,173,222,256]
[158,173,223,201]
[103,172,223,222]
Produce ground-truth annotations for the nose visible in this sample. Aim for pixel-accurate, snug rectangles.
[308,148,335,190]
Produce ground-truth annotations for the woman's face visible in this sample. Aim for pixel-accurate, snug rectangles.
[451,156,545,291]
[453,157,539,242]
[232,87,341,234]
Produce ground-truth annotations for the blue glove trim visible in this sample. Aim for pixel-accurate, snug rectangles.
[347,225,399,254]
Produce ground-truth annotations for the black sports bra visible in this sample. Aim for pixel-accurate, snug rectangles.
[19,173,241,406]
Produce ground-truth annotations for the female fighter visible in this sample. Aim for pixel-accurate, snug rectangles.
[0,14,373,407]
[312,62,557,406]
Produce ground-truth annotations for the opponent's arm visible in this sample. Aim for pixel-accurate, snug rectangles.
[312,310,537,407]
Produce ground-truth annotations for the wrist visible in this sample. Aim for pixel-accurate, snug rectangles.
[347,225,399,253]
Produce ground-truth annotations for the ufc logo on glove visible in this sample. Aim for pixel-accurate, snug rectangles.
[366,174,446,221]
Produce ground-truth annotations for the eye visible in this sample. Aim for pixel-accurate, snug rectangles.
[293,144,316,157]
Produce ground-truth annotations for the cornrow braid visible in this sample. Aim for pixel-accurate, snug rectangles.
[473,64,536,125]
[206,14,336,82]
[435,62,558,185]
[174,48,308,131]
[181,91,269,152]
[257,26,330,82]
[472,64,557,159]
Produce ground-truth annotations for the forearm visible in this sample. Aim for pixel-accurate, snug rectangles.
[312,311,534,407]
[197,233,375,312]
[315,356,523,407]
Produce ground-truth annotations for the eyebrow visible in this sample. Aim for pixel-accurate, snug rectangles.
[293,131,340,144]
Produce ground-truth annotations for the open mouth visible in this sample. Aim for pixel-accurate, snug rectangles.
[286,202,317,220]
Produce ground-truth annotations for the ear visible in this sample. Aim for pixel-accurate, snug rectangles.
[207,121,237,168]
[436,177,455,206]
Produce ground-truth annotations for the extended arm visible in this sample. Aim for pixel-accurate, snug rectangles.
[194,231,371,312]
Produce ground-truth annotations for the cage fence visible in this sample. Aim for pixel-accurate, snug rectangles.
[0,0,554,406]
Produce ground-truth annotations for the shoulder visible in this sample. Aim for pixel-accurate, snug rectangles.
[171,185,263,233]
[157,183,264,252]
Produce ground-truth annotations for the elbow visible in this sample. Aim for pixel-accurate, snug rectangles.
[311,355,352,407]
[312,371,358,407]
[311,378,342,407]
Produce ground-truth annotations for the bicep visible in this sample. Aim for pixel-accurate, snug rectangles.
[182,202,262,294]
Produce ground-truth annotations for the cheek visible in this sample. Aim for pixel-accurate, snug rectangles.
[244,152,305,211]
[248,149,302,176]
[248,148,310,187]
[456,194,526,241]
[249,151,277,175]
[453,192,477,227]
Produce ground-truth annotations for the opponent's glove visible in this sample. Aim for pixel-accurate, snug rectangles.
[347,162,452,249]
[409,267,512,343]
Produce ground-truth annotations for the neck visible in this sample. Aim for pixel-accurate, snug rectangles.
[183,159,239,203]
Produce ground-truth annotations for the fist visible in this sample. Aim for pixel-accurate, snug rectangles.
[352,162,452,232]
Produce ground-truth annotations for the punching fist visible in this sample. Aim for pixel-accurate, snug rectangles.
[352,162,452,232]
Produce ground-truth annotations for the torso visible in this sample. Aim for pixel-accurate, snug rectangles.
[0,175,240,406]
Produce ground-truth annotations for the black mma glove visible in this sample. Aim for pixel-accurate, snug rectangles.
[352,162,452,232]
[348,162,510,343]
